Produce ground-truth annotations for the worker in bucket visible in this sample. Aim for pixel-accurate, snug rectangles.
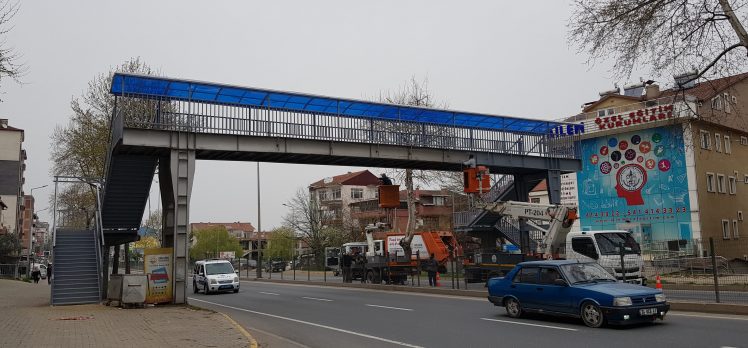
[379,173,393,185]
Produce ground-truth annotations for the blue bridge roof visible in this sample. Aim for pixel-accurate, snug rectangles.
[111,73,570,134]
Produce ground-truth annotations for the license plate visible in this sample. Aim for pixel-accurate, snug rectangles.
[639,308,658,316]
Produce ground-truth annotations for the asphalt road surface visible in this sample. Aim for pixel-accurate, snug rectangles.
[189,281,747,348]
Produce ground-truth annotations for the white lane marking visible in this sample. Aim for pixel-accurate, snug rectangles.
[480,318,578,332]
[302,296,333,302]
[669,313,748,321]
[365,304,414,311]
[189,298,424,348]
[259,291,280,296]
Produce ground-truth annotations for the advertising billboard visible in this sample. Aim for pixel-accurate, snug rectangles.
[577,125,691,244]
[144,247,173,304]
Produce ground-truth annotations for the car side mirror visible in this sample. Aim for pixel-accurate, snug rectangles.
[554,279,568,286]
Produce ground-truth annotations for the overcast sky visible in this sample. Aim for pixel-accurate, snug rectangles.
[1,1,646,230]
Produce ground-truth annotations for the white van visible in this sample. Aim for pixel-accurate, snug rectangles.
[193,259,240,294]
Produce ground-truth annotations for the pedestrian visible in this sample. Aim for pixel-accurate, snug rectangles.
[47,263,52,285]
[31,265,41,284]
[426,253,438,287]
[342,251,353,283]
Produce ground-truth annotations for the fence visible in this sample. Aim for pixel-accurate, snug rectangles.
[0,264,20,279]
[643,237,748,304]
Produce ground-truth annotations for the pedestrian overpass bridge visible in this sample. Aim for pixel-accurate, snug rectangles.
[96,73,581,303]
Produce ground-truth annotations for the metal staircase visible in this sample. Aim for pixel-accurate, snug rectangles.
[51,229,101,305]
[454,175,536,248]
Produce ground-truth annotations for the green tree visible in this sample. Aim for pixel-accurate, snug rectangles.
[189,225,243,261]
[265,227,295,261]
[0,232,21,258]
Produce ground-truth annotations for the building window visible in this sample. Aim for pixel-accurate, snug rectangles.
[700,130,711,149]
[741,136,748,146]
[739,211,744,221]
[433,196,446,206]
[722,220,730,239]
[530,197,541,203]
[724,93,732,113]
[318,190,328,201]
[706,173,716,192]
[733,220,740,239]
[725,136,732,154]
[745,174,748,184]
[712,96,722,110]
[332,188,341,200]
[729,176,737,194]
[597,110,605,117]
[715,134,722,152]
[717,174,726,193]
[351,188,363,199]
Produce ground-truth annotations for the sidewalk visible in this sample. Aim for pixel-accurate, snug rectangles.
[0,279,251,347]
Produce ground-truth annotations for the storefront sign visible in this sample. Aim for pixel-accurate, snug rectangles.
[594,105,674,131]
[144,247,173,304]
[550,123,586,137]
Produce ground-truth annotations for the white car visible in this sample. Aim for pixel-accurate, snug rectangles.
[193,259,240,294]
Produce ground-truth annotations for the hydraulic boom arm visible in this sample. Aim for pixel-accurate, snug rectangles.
[481,201,578,258]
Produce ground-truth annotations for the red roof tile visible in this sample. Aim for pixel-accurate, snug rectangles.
[310,170,379,188]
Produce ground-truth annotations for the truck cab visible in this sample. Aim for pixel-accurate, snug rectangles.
[564,230,645,284]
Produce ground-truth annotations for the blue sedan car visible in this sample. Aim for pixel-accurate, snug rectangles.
[487,260,669,328]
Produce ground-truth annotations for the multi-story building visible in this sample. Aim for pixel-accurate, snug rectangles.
[349,189,455,238]
[0,119,25,238]
[20,195,34,256]
[309,170,380,225]
[558,72,748,260]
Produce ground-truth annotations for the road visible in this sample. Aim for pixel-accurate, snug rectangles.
[189,281,747,348]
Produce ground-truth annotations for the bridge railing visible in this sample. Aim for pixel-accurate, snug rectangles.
[113,95,579,159]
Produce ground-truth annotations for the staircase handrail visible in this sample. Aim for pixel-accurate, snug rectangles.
[93,184,105,299]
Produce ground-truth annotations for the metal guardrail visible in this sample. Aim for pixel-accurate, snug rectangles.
[112,95,580,159]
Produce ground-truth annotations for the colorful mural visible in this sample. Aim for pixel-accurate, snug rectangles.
[577,125,691,245]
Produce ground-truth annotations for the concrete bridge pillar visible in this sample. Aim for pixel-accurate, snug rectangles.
[159,133,195,304]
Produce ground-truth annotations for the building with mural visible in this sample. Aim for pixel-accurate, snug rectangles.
[556,72,748,261]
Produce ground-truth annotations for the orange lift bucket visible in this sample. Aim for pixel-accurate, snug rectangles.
[378,185,400,208]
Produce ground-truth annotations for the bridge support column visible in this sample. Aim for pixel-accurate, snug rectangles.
[513,175,532,257]
[159,135,195,305]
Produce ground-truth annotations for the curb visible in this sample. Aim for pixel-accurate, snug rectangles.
[220,312,259,348]
[245,278,748,315]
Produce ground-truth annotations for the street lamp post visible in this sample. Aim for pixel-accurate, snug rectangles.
[27,184,49,277]
[256,162,262,279]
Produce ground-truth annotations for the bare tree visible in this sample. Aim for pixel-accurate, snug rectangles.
[569,0,748,82]
[377,77,460,258]
[283,188,345,267]
[0,0,24,91]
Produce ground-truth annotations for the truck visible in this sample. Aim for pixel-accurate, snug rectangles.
[464,201,645,284]
[326,224,461,284]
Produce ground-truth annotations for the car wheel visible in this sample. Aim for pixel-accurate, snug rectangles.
[580,302,604,328]
[193,280,198,294]
[505,298,522,318]
[233,289,239,293]
[204,283,210,295]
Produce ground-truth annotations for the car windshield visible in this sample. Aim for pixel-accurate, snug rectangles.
[560,263,616,284]
[205,262,235,275]
[594,233,641,255]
